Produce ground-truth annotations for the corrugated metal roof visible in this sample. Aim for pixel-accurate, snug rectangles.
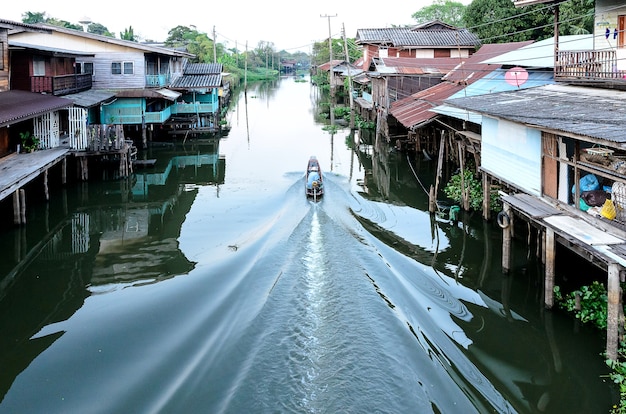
[480,35,593,68]
[184,63,223,75]
[30,24,194,58]
[0,90,70,127]
[61,90,117,108]
[113,88,181,101]
[443,84,626,144]
[170,74,222,90]
[387,42,535,129]
[356,27,479,48]
[390,82,466,128]
[376,57,461,75]
[432,68,554,123]
[317,60,346,71]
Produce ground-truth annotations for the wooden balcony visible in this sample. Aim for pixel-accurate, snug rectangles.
[146,73,170,88]
[555,50,626,89]
[30,73,92,96]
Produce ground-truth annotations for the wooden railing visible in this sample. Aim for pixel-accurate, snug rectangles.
[555,50,625,81]
[30,73,92,95]
[145,73,170,87]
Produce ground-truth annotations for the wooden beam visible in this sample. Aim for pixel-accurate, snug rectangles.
[607,263,622,361]
[545,227,556,309]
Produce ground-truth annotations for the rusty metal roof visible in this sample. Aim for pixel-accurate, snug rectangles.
[356,27,479,48]
[375,57,461,75]
[390,82,466,129]
[443,84,626,144]
[0,90,70,127]
[388,41,535,129]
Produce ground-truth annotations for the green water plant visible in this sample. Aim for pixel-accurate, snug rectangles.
[443,168,501,211]
[554,282,626,412]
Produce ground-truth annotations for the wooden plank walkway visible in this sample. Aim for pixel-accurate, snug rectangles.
[0,148,70,202]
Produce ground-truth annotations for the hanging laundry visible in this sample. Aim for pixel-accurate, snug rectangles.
[615,28,618,39]
[606,28,611,38]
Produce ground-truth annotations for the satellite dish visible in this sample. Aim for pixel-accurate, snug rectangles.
[504,67,529,87]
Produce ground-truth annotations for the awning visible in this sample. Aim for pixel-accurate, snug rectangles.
[113,88,181,101]
[155,89,181,101]
[61,90,117,108]
[0,90,70,127]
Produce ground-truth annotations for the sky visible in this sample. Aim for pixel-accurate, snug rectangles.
[2,1,433,52]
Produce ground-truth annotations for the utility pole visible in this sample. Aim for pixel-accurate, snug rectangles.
[342,23,355,130]
[321,14,337,124]
[213,26,217,64]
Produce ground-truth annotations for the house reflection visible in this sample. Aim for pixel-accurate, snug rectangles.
[0,140,226,400]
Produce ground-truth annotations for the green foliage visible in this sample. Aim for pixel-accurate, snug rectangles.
[559,0,595,35]
[21,11,46,24]
[412,0,468,27]
[463,0,554,43]
[443,168,500,211]
[88,23,114,37]
[120,26,138,42]
[554,282,626,412]
[19,131,40,153]
[355,115,375,130]
[554,282,608,329]
[607,353,626,413]
[311,38,360,67]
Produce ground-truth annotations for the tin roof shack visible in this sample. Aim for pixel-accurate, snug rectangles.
[387,42,538,155]
[168,63,227,135]
[444,84,626,360]
[355,20,480,72]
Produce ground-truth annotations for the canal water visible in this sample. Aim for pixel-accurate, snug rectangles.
[0,77,617,413]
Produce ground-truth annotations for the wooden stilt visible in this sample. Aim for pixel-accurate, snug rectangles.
[43,169,49,200]
[482,173,491,220]
[502,203,512,273]
[19,189,26,224]
[545,227,555,309]
[607,263,621,361]
[429,185,436,213]
[62,157,67,185]
[13,190,21,225]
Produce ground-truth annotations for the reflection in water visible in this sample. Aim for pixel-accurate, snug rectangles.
[0,140,224,403]
[0,79,616,413]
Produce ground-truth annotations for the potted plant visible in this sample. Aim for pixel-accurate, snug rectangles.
[19,131,40,153]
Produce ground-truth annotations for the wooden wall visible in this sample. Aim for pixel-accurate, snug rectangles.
[0,29,9,92]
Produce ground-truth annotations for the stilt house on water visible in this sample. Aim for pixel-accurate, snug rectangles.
[437,1,626,360]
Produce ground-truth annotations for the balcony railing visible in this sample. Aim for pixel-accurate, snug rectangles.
[555,50,625,83]
[31,73,92,95]
[146,73,170,88]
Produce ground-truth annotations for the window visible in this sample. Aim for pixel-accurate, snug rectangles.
[33,56,45,76]
[112,61,133,75]
[76,62,94,75]
[0,42,4,70]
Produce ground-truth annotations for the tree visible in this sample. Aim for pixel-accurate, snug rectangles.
[88,23,114,37]
[412,0,468,27]
[559,0,594,35]
[463,0,553,43]
[120,26,138,42]
[21,11,46,24]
